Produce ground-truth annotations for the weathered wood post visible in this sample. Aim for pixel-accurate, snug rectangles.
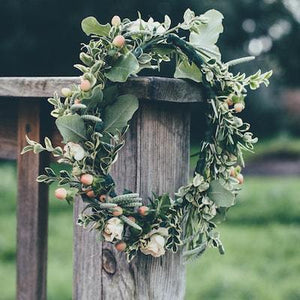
[73,77,202,300]
[17,100,50,300]
[0,76,202,300]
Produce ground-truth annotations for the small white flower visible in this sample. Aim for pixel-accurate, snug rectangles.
[128,18,167,35]
[64,142,85,161]
[103,217,124,242]
[140,227,168,258]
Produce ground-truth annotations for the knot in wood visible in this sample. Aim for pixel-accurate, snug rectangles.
[102,249,117,275]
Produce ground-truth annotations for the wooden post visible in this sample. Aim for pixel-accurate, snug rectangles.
[0,76,201,300]
[17,100,49,300]
[73,99,190,299]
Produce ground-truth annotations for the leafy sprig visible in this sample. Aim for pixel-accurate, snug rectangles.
[21,9,271,261]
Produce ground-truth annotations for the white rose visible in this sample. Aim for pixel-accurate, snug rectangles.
[140,227,169,258]
[64,142,85,161]
[103,217,124,242]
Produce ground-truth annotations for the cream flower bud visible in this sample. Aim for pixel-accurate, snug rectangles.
[103,217,124,242]
[64,142,85,161]
[140,227,168,258]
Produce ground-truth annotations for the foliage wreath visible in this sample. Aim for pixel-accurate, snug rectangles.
[23,9,272,261]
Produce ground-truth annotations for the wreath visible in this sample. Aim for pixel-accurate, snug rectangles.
[22,9,272,261]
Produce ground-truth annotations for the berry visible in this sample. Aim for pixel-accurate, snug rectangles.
[86,190,95,198]
[111,15,121,27]
[115,241,126,252]
[234,103,245,113]
[80,79,91,92]
[138,206,149,216]
[229,167,236,177]
[61,88,72,97]
[128,216,136,223]
[237,173,244,184]
[112,206,123,217]
[113,35,125,48]
[99,195,106,202]
[55,188,67,200]
[236,165,242,173]
[226,98,233,106]
[80,174,94,186]
[74,99,81,104]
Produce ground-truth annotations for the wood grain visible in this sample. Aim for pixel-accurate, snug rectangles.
[73,100,190,299]
[0,76,203,103]
[0,100,18,159]
[17,100,49,300]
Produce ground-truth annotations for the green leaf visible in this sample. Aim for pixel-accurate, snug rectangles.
[156,194,171,216]
[101,85,119,107]
[174,59,202,83]
[102,94,139,134]
[56,115,87,143]
[105,52,139,83]
[81,16,111,37]
[189,9,224,60]
[81,85,103,110]
[207,180,234,208]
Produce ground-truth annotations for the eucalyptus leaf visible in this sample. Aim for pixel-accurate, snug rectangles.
[189,9,224,60]
[81,16,111,37]
[156,194,171,216]
[56,115,87,143]
[105,52,139,82]
[103,94,139,134]
[207,180,234,207]
[174,59,202,83]
[81,85,103,110]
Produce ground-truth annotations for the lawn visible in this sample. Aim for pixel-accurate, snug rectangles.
[0,161,299,300]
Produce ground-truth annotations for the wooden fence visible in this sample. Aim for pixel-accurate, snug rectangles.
[0,76,202,300]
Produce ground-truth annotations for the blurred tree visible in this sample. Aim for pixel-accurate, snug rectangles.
[1,0,299,136]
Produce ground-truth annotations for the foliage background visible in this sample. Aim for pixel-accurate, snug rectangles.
[0,0,300,299]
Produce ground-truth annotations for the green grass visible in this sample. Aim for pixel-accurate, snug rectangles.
[191,136,300,166]
[0,161,299,299]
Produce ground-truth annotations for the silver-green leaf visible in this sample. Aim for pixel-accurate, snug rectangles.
[81,16,111,37]
[56,115,87,143]
[189,9,224,60]
[207,180,234,207]
[174,59,202,83]
[103,94,139,134]
[105,52,139,83]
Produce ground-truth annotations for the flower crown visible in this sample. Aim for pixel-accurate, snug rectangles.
[22,9,272,261]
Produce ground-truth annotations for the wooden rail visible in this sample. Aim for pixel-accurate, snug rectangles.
[0,76,202,300]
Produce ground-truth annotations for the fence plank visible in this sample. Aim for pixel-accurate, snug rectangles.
[17,100,49,300]
[73,100,190,299]
[0,100,18,159]
[0,77,203,103]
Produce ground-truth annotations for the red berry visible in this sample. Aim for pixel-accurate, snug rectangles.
[237,173,244,184]
[128,216,136,223]
[229,167,236,177]
[86,190,95,198]
[113,35,125,48]
[80,174,94,186]
[234,103,245,113]
[55,188,67,200]
[115,241,126,252]
[99,195,106,202]
[111,16,121,26]
[80,79,91,92]
[112,206,123,217]
[226,98,233,106]
[138,206,149,216]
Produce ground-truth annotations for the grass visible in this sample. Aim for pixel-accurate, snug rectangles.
[191,136,300,167]
[0,161,299,300]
